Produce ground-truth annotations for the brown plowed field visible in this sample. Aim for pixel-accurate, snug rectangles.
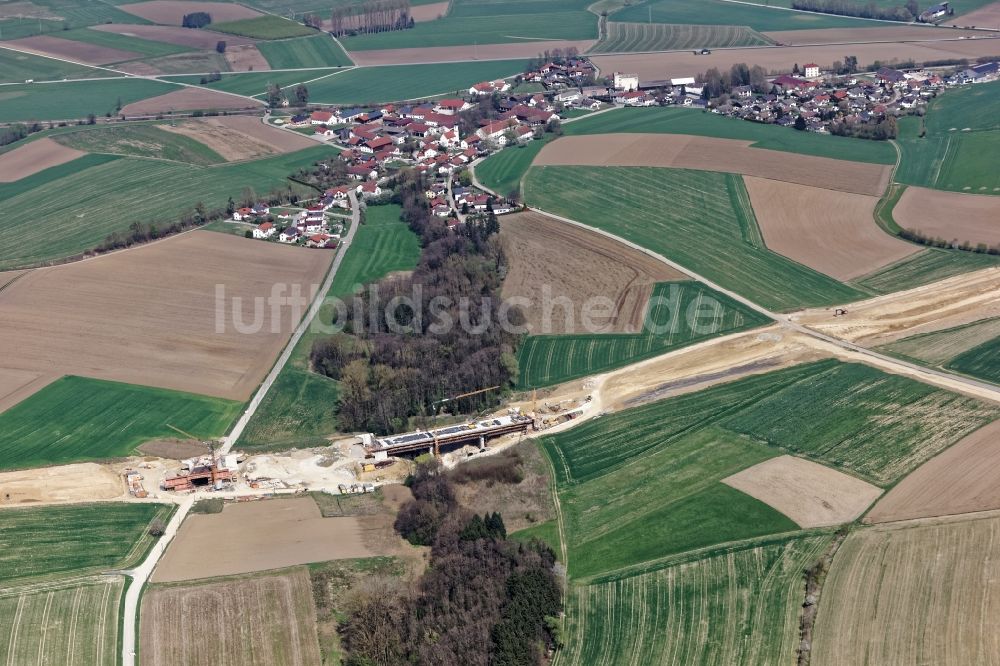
[159,115,313,160]
[141,567,322,666]
[792,266,1000,345]
[347,39,598,65]
[5,34,140,64]
[590,37,1000,77]
[118,0,262,25]
[722,455,882,528]
[953,1,1000,26]
[225,43,270,71]
[121,86,263,115]
[152,497,373,582]
[865,419,1000,524]
[90,23,257,48]
[534,133,890,196]
[744,176,917,280]
[499,211,684,334]
[812,513,1000,666]
[763,25,993,44]
[0,231,332,402]
[894,186,1000,247]
[0,138,84,182]
[410,0,449,21]
[0,367,57,414]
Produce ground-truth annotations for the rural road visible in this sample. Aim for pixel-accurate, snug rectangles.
[119,191,362,666]
[527,206,1000,404]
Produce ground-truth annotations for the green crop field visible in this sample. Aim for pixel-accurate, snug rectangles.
[552,426,797,579]
[165,68,340,96]
[239,204,421,450]
[590,22,773,53]
[0,47,105,83]
[0,577,125,666]
[257,34,353,68]
[611,0,880,30]
[212,16,316,39]
[0,376,241,470]
[54,27,191,60]
[854,247,1000,294]
[947,336,1000,384]
[53,123,226,164]
[516,282,771,388]
[0,502,171,583]
[0,78,178,123]
[896,82,1000,194]
[563,107,896,164]
[0,0,148,40]
[0,145,332,270]
[306,60,530,104]
[558,535,833,665]
[475,139,547,197]
[339,12,597,50]
[877,317,1000,367]
[524,166,869,311]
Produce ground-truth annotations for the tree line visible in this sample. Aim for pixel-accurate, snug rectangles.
[339,459,562,665]
[791,0,919,22]
[697,62,771,99]
[310,170,521,434]
[324,0,413,37]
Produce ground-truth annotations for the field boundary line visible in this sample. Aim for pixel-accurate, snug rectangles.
[5,593,25,666]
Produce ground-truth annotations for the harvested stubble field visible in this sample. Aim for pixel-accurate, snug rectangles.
[90,23,258,49]
[722,455,882,528]
[557,535,833,666]
[157,115,317,161]
[812,514,1000,666]
[53,123,226,165]
[0,137,84,181]
[141,567,322,666]
[865,419,1000,523]
[590,22,773,54]
[894,186,1000,246]
[239,204,421,450]
[5,34,141,64]
[0,367,53,414]
[793,267,1000,346]
[120,86,264,115]
[588,37,1000,80]
[0,576,124,666]
[499,211,685,335]
[533,133,891,196]
[743,176,917,281]
[117,0,263,25]
[524,166,868,311]
[0,502,169,584]
[0,231,332,401]
[346,39,596,65]
[224,42,270,70]
[152,497,374,582]
[955,0,1000,24]
[563,108,895,164]
[0,375,241,470]
[516,281,771,388]
[877,317,1000,366]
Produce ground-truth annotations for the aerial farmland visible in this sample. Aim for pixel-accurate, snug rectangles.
[2,0,1000,662]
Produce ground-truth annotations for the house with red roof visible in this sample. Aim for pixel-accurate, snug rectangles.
[310,110,334,125]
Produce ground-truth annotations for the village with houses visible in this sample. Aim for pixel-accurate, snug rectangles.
[232,53,999,247]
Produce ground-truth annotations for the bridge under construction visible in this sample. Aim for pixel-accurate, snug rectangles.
[365,413,534,457]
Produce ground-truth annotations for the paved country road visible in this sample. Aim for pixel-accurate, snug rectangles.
[120,191,362,666]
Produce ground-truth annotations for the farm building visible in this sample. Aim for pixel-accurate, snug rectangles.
[919,1,949,21]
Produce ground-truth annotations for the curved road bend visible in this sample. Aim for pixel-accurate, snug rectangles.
[527,206,1000,403]
[120,191,362,666]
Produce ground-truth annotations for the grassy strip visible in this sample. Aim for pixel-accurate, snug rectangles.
[211,16,315,39]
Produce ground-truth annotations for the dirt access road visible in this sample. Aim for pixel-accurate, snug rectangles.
[120,192,361,666]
